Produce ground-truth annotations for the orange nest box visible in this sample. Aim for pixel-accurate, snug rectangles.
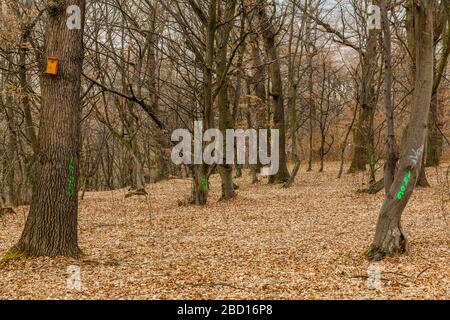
[45,57,59,75]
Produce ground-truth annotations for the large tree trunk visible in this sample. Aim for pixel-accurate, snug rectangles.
[9,0,86,258]
[426,91,442,167]
[365,0,434,261]
[217,0,237,200]
[287,0,302,162]
[5,93,18,207]
[256,0,290,183]
[406,0,432,188]
[192,165,208,205]
[130,149,147,195]
[189,0,217,205]
[349,5,379,176]
[247,35,267,183]
[426,1,449,167]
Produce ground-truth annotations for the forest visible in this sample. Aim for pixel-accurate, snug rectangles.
[0,0,449,300]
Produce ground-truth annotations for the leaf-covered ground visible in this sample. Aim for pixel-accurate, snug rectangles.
[0,162,449,299]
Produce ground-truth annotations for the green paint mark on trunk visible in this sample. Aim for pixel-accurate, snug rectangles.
[397,169,412,201]
[68,156,75,196]
[201,175,207,193]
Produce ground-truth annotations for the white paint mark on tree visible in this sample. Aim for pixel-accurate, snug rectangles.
[408,145,424,167]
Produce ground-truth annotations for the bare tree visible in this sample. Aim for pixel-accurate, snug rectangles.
[365,0,434,261]
[8,0,86,258]
[255,0,290,183]
[380,0,398,193]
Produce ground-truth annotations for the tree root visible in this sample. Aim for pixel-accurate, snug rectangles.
[358,178,384,194]
[125,189,148,198]
[364,232,408,262]
[363,245,386,262]
[283,160,301,188]
[0,247,23,266]
[1,242,83,261]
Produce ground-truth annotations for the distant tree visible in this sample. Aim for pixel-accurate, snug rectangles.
[216,0,237,200]
[255,0,290,184]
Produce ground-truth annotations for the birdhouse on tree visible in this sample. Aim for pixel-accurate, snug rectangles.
[45,57,59,75]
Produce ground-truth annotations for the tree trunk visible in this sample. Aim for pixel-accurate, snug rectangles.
[19,34,38,154]
[287,0,301,162]
[380,0,398,194]
[416,155,431,187]
[256,0,290,183]
[348,107,368,173]
[426,2,449,166]
[426,91,441,167]
[248,35,267,183]
[406,0,432,188]
[338,104,358,179]
[349,5,379,176]
[365,0,434,261]
[3,67,19,207]
[319,139,325,173]
[189,0,217,205]
[192,165,208,205]
[217,0,237,200]
[9,0,86,258]
[245,82,259,184]
[304,4,315,172]
[283,160,301,188]
[131,151,147,194]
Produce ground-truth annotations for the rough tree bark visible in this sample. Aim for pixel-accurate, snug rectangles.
[306,5,315,172]
[256,0,290,183]
[190,0,218,205]
[338,103,358,179]
[217,0,237,200]
[5,86,18,207]
[7,0,86,259]
[380,0,398,194]
[426,0,449,167]
[365,0,434,261]
[349,2,380,177]
[405,0,431,187]
[247,34,267,183]
[287,0,303,162]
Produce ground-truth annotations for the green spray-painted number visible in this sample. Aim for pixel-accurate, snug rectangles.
[201,175,207,193]
[69,156,75,174]
[68,156,75,196]
[397,169,412,201]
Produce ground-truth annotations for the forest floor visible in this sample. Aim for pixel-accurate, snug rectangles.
[0,162,449,300]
